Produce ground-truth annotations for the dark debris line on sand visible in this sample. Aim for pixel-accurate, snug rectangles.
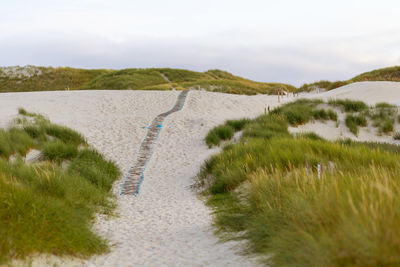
[120,90,189,195]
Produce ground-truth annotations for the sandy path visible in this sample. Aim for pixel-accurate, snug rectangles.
[0,90,290,266]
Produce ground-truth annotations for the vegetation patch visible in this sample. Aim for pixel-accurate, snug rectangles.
[198,101,400,266]
[0,109,120,264]
[394,132,400,140]
[345,114,367,135]
[299,66,400,91]
[328,99,368,112]
[270,99,337,126]
[0,66,296,95]
[369,102,397,134]
[205,118,251,148]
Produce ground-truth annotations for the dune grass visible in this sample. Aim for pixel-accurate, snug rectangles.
[0,66,296,95]
[180,79,295,95]
[81,68,167,90]
[328,99,368,112]
[205,118,250,148]
[299,66,400,92]
[0,109,120,264]
[270,99,338,126]
[370,103,397,134]
[158,68,210,82]
[345,114,367,136]
[198,101,400,266]
[0,66,111,92]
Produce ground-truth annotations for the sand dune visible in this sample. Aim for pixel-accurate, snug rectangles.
[1,82,399,266]
[305,81,400,105]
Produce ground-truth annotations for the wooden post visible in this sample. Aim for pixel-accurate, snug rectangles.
[317,164,321,179]
[278,89,280,103]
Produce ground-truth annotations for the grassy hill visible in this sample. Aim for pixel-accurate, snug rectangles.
[299,66,400,91]
[0,66,295,95]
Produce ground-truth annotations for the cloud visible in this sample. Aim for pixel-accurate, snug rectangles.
[1,29,399,87]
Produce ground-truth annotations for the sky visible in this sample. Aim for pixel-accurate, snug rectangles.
[1,0,399,86]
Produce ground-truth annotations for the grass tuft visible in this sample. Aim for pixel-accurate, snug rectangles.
[0,109,120,264]
[328,99,368,112]
[205,118,250,148]
[42,141,78,162]
[345,114,367,135]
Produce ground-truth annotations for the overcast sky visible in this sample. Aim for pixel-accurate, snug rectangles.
[1,0,399,86]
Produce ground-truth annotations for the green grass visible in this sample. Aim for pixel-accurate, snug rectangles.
[0,66,111,92]
[44,124,85,145]
[179,79,295,95]
[42,141,78,162]
[158,68,210,82]
[198,100,400,266]
[81,68,167,90]
[369,103,397,134]
[205,118,250,148]
[205,125,234,148]
[0,66,296,95]
[345,114,367,135]
[226,118,250,131]
[271,99,338,126]
[328,99,368,112]
[0,110,120,264]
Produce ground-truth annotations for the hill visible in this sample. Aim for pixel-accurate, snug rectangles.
[0,66,295,95]
[299,66,400,91]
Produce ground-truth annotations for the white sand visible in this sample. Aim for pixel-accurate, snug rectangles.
[0,90,292,266]
[2,81,400,266]
[304,81,400,105]
[291,82,400,141]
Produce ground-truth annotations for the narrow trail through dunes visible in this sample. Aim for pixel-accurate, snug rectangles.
[121,90,189,195]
